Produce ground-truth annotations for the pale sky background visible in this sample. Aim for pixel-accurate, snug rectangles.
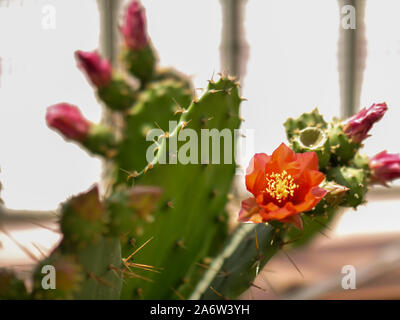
[0,0,399,240]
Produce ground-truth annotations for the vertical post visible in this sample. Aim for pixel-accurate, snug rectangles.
[337,0,367,118]
[97,0,122,65]
[219,0,249,79]
[219,0,249,207]
[96,0,123,195]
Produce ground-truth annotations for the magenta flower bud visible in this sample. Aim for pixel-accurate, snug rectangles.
[75,50,112,89]
[370,151,400,184]
[343,102,388,143]
[46,103,91,142]
[121,0,148,50]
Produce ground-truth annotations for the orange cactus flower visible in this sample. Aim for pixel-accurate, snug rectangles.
[239,143,327,229]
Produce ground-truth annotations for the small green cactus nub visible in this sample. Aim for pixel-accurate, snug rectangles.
[97,77,136,111]
[60,186,108,250]
[122,46,156,85]
[284,108,328,140]
[327,166,368,208]
[327,121,360,165]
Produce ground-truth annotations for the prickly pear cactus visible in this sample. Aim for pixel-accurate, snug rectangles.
[10,0,242,300]
[1,1,398,301]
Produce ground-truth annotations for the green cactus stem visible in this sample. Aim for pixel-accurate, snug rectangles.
[118,76,242,300]
[122,45,157,85]
[97,76,137,111]
[284,108,328,140]
[189,223,281,300]
[327,121,360,165]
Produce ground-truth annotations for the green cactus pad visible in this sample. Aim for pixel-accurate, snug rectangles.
[327,166,368,208]
[122,45,156,85]
[60,186,108,250]
[327,121,360,165]
[119,76,242,299]
[191,223,281,300]
[106,186,163,237]
[115,78,194,181]
[98,77,136,111]
[31,237,122,300]
[73,237,122,300]
[84,124,117,158]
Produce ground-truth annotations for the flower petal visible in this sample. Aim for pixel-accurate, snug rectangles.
[272,143,295,169]
[294,186,327,212]
[282,214,303,230]
[307,169,326,186]
[263,202,297,221]
[245,153,270,197]
[249,213,265,223]
[294,151,319,172]
[238,197,261,222]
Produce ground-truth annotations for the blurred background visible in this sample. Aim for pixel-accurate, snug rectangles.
[0,0,399,299]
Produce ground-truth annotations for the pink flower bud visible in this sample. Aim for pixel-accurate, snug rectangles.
[46,103,91,142]
[75,51,112,89]
[121,0,148,50]
[343,102,388,143]
[370,151,400,184]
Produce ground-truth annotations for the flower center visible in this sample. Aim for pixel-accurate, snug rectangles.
[265,170,299,203]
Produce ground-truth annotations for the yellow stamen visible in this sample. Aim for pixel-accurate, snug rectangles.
[265,170,299,203]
